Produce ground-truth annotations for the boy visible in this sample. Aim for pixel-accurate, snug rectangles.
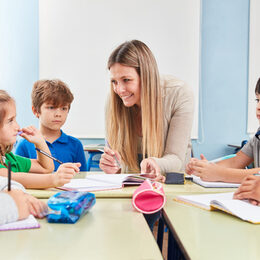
[15,79,87,171]
[186,78,260,183]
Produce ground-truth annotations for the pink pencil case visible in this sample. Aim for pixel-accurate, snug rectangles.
[132,179,166,214]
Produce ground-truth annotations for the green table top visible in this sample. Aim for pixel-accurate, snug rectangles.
[0,198,163,260]
[27,172,237,199]
[163,196,260,260]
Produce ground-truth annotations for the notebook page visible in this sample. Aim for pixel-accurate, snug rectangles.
[191,175,240,188]
[175,192,234,210]
[211,199,260,223]
[61,178,122,191]
[0,215,40,231]
[86,174,133,185]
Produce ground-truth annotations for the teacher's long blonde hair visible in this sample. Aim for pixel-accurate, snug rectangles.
[106,40,163,172]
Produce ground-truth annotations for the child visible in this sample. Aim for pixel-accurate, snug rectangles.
[0,176,47,225]
[15,79,87,171]
[0,90,79,189]
[186,78,260,183]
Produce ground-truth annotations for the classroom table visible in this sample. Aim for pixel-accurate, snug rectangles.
[160,195,260,260]
[0,198,163,260]
[27,172,238,199]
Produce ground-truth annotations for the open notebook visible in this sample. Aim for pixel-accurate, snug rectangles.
[0,215,40,231]
[191,175,240,188]
[60,174,146,192]
[175,192,260,224]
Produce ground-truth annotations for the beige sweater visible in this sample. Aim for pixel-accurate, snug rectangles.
[149,75,194,173]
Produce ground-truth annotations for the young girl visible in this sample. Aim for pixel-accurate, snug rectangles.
[100,40,194,182]
[0,176,47,225]
[0,90,80,189]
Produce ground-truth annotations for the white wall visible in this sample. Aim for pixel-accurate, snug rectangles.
[39,0,200,138]
[248,0,260,134]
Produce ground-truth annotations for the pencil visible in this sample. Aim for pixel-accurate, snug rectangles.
[105,139,121,168]
[7,161,11,191]
[35,148,63,164]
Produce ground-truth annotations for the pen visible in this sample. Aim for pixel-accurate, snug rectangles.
[210,154,236,163]
[8,161,11,191]
[35,148,63,164]
[105,139,121,168]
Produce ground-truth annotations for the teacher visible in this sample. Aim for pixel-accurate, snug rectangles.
[100,40,194,182]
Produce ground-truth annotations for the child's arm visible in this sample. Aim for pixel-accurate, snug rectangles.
[0,163,80,189]
[20,126,54,173]
[186,151,257,183]
[0,190,30,224]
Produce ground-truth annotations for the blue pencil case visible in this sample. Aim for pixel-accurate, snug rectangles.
[47,191,96,224]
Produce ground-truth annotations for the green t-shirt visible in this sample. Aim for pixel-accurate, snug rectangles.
[0,152,31,172]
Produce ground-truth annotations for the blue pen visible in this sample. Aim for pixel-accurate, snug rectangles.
[210,154,236,163]
[105,140,121,168]
[35,148,63,164]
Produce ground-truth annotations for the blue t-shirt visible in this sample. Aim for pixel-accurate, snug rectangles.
[15,130,87,171]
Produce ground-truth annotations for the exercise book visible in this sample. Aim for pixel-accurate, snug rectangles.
[60,174,146,192]
[191,175,240,188]
[175,192,260,224]
[0,215,40,231]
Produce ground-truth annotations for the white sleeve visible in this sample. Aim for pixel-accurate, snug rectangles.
[0,192,19,225]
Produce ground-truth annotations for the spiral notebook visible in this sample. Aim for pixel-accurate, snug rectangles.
[0,215,40,231]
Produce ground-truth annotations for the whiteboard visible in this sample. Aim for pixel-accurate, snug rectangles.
[39,0,200,138]
[248,0,260,134]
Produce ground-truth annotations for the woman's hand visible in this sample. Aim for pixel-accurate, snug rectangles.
[99,147,121,174]
[140,158,165,183]
[233,175,260,205]
[52,163,81,187]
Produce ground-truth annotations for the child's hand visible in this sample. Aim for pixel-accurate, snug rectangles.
[52,163,81,187]
[20,126,45,146]
[5,190,48,219]
[25,194,48,218]
[233,175,260,204]
[187,160,224,182]
[186,154,208,175]
[57,163,81,175]
[99,147,121,173]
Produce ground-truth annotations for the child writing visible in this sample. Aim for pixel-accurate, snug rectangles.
[0,176,47,225]
[0,90,79,189]
[186,78,260,183]
[15,79,87,171]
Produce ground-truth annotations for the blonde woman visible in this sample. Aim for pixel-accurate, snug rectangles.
[100,40,194,183]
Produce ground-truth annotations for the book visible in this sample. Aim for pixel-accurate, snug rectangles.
[191,175,240,188]
[0,215,40,231]
[175,192,260,224]
[60,174,146,192]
